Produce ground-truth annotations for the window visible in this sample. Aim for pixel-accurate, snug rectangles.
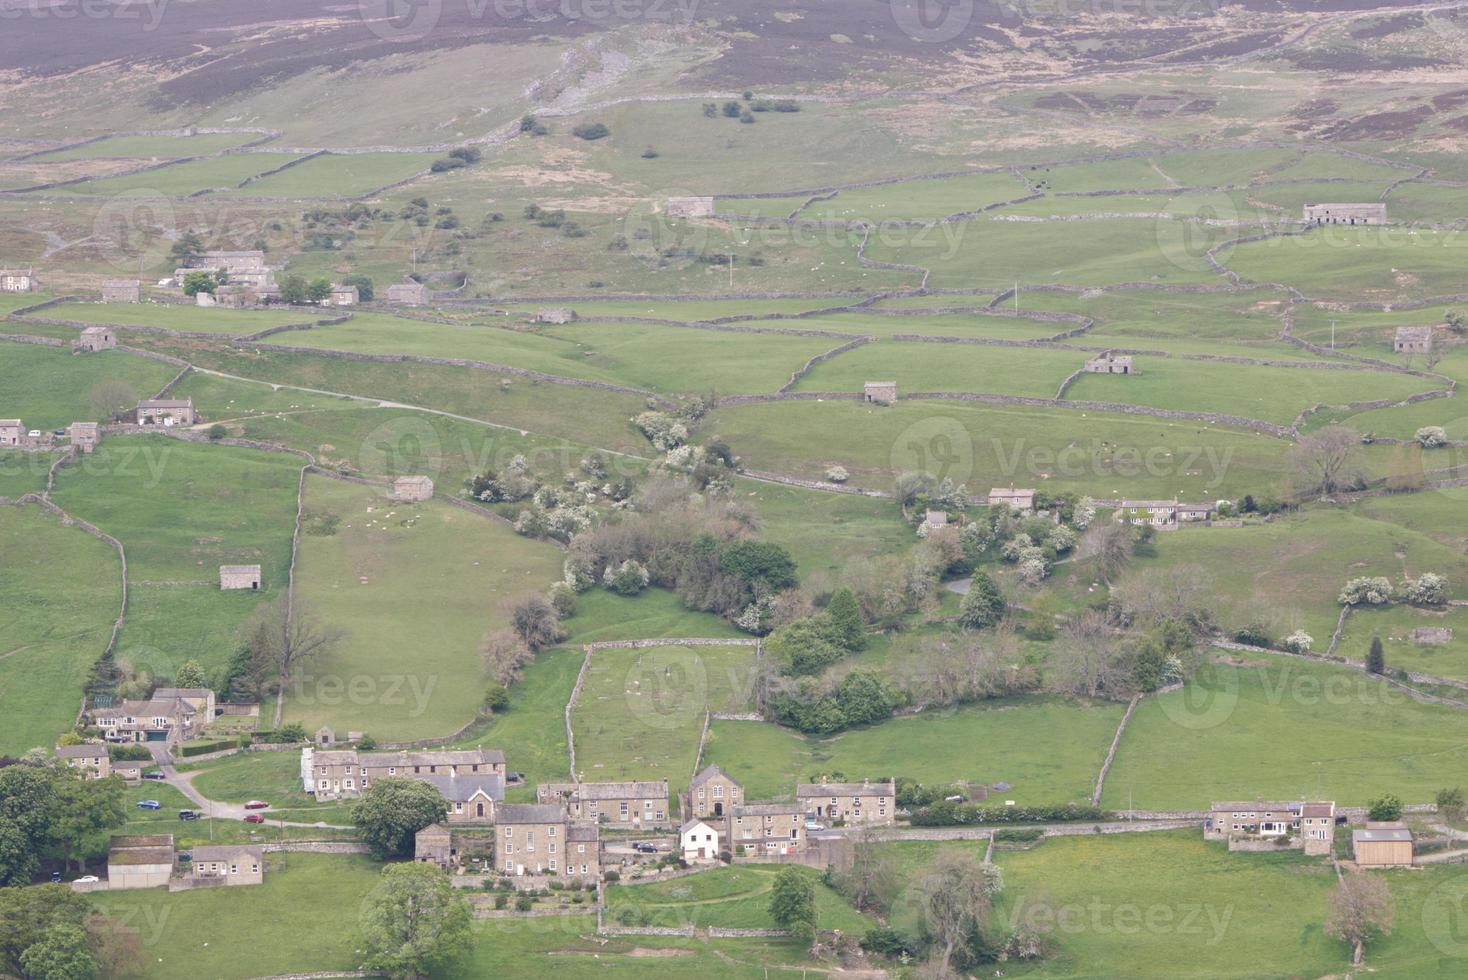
[548,859,557,871]
[577,844,586,854]
[230,864,238,874]
[526,831,535,847]
[505,842,514,854]
[548,826,556,837]
[505,827,513,836]
[549,843,556,854]
[319,779,329,789]
[581,863,588,874]
[388,767,396,776]
[345,779,354,789]
[713,785,723,799]
[454,803,464,813]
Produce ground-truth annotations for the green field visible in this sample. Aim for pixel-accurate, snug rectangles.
[225,152,439,198]
[1103,656,1468,809]
[704,696,1124,804]
[571,643,757,795]
[57,154,290,196]
[284,474,563,740]
[35,302,316,335]
[605,864,876,932]
[1335,604,1468,681]
[0,504,121,753]
[32,133,265,161]
[0,341,177,429]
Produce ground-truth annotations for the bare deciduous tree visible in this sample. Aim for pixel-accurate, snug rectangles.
[1325,870,1394,965]
[915,853,1003,978]
[1092,521,1135,587]
[245,598,344,684]
[1290,424,1363,497]
[1112,565,1216,627]
[507,592,565,652]
[1052,609,1120,697]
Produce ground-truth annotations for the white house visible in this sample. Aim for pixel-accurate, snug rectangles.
[680,818,721,862]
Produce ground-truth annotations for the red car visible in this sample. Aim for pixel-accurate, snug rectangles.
[244,813,265,824]
[244,800,270,810]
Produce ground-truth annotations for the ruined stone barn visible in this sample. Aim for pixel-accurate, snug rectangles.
[0,269,35,292]
[1302,203,1386,225]
[74,326,116,352]
[1084,354,1135,374]
[101,280,140,303]
[1394,325,1433,354]
[220,564,262,590]
[666,196,715,218]
[534,308,576,324]
[863,381,897,405]
[390,475,434,501]
[386,281,431,306]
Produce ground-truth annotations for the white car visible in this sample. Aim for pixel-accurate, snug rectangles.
[804,819,824,832]
[74,876,100,884]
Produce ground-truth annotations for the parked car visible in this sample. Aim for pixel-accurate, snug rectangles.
[136,800,161,810]
[633,842,659,854]
[74,876,100,884]
[244,800,270,810]
[178,810,199,821]
[804,819,825,831]
[243,813,265,824]
[141,772,166,781]
[50,871,62,883]
[177,852,192,862]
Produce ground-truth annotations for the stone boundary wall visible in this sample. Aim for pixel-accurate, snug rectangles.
[236,150,326,188]
[738,469,892,499]
[9,127,279,162]
[777,337,872,394]
[11,495,128,660]
[1213,639,1468,704]
[240,341,676,408]
[154,365,193,400]
[1091,693,1142,805]
[854,224,929,288]
[0,332,65,347]
[249,973,383,980]
[9,295,77,317]
[597,924,695,937]
[708,927,795,937]
[1054,366,1087,400]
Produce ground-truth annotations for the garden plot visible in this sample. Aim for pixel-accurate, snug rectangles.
[792,339,1080,397]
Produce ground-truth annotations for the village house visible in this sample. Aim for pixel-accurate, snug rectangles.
[1084,354,1135,374]
[201,284,262,309]
[179,250,274,290]
[327,284,358,306]
[186,845,264,887]
[302,746,506,802]
[666,196,715,218]
[797,779,897,826]
[988,487,1036,512]
[681,818,721,863]
[534,308,576,324]
[536,780,671,827]
[101,280,141,304]
[496,803,566,877]
[428,772,504,823]
[113,761,144,785]
[0,419,24,447]
[219,564,262,591]
[386,281,431,306]
[390,475,434,501]
[1394,325,1433,354]
[91,695,203,746]
[1118,499,1213,528]
[136,398,195,426]
[689,764,743,819]
[1205,801,1337,856]
[153,687,217,719]
[863,381,897,405]
[1352,821,1414,867]
[1303,203,1387,225]
[106,835,174,890]
[0,269,35,292]
[415,823,455,867]
[729,802,805,856]
[922,510,949,532]
[55,743,111,779]
[75,326,117,352]
[68,422,100,454]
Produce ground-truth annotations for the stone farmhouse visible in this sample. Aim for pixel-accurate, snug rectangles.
[497,803,601,881]
[0,269,35,292]
[106,835,174,890]
[922,510,949,532]
[75,326,117,352]
[390,475,434,501]
[101,280,141,304]
[0,419,24,447]
[55,743,111,779]
[681,818,721,863]
[327,284,358,306]
[154,687,218,719]
[186,845,264,887]
[68,422,100,454]
[729,802,805,856]
[178,250,275,290]
[666,196,715,218]
[1303,203,1386,225]
[1117,499,1213,528]
[387,281,430,306]
[534,308,576,324]
[219,564,262,590]
[863,381,897,405]
[1084,354,1135,374]
[688,764,743,818]
[988,487,1036,512]
[91,694,204,746]
[797,779,897,826]
[302,746,506,803]
[137,398,195,426]
[1352,821,1414,867]
[536,780,671,828]
[1394,325,1433,354]
[1205,801,1337,856]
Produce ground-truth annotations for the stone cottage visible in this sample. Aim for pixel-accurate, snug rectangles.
[1205,801,1337,856]
[219,564,262,590]
[0,269,36,292]
[988,487,1036,512]
[136,398,195,426]
[186,845,264,887]
[797,779,897,826]
[101,280,141,304]
[863,381,897,405]
[0,419,25,446]
[75,326,117,352]
[55,743,111,779]
[536,780,671,828]
[328,284,359,306]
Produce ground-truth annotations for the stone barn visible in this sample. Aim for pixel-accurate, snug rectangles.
[68,422,100,453]
[137,398,195,426]
[1394,325,1433,354]
[390,475,434,501]
[0,269,35,292]
[1302,203,1387,225]
[534,308,577,324]
[863,381,897,405]
[0,419,22,446]
[328,284,359,306]
[75,326,117,352]
[220,564,262,591]
[1084,354,1135,374]
[387,282,431,306]
[102,280,141,303]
